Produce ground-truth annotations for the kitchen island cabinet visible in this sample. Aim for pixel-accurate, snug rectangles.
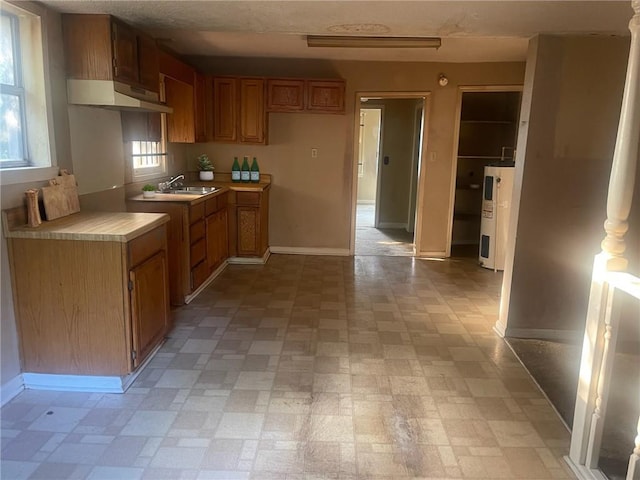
[127,189,229,305]
[2,210,170,392]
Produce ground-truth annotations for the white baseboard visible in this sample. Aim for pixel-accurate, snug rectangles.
[415,251,447,258]
[23,373,128,393]
[269,246,350,256]
[227,248,271,265]
[493,320,507,338]
[185,260,229,304]
[505,328,582,342]
[356,200,375,205]
[21,340,163,394]
[377,222,407,229]
[1,374,25,406]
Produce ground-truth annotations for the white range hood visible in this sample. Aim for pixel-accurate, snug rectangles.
[67,79,173,114]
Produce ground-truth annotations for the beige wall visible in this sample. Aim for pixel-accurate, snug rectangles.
[505,35,634,335]
[188,57,526,254]
[356,108,381,204]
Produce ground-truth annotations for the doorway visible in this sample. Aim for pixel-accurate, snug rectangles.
[351,93,430,256]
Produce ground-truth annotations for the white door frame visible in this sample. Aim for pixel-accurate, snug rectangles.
[350,91,432,256]
[445,85,524,257]
[407,102,424,233]
[358,106,385,227]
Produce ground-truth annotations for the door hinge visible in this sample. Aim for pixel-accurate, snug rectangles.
[128,280,134,291]
[131,350,137,361]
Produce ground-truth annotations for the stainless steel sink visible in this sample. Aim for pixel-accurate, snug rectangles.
[158,186,218,195]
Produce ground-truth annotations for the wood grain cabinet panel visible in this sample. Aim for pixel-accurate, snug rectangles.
[194,72,212,142]
[228,187,270,259]
[128,192,229,305]
[7,223,170,376]
[137,33,160,92]
[267,79,305,112]
[165,76,195,143]
[62,14,160,93]
[112,19,138,84]
[239,78,266,144]
[130,250,169,368]
[237,207,260,255]
[213,77,238,142]
[306,80,346,113]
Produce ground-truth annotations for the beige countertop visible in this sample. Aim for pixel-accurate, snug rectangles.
[4,211,169,242]
[127,181,270,205]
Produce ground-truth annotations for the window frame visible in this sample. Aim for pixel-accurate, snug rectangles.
[1,9,30,169]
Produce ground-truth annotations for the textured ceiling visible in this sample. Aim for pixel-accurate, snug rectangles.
[39,1,634,62]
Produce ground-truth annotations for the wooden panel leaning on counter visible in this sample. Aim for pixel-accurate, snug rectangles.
[2,207,171,392]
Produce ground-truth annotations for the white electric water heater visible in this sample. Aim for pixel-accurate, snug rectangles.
[479,165,515,271]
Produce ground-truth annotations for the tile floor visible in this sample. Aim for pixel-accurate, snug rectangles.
[1,254,576,479]
[355,204,414,257]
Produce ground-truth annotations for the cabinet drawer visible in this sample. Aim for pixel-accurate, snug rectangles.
[129,225,165,267]
[191,260,209,290]
[189,202,205,223]
[190,219,205,243]
[190,237,206,267]
[236,191,260,206]
[205,196,219,216]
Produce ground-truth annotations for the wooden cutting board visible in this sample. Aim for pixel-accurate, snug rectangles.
[42,172,80,221]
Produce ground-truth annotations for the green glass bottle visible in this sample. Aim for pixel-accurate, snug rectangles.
[240,156,250,183]
[231,157,241,182]
[250,157,260,183]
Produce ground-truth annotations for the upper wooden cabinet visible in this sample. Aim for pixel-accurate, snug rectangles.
[266,79,305,112]
[239,78,266,144]
[62,14,160,93]
[306,80,345,113]
[194,72,212,143]
[159,50,197,144]
[164,76,195,143]
[266,78,346,114]
[211,76,267,144]
[212,77,238,142]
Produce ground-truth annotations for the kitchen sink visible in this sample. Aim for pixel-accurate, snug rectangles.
[158,186,218,195]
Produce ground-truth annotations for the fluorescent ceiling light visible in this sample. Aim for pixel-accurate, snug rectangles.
[307,35,441,49]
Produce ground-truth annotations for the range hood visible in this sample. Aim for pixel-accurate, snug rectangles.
[67,79,173,114]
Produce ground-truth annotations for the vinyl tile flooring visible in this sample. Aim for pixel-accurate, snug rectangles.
[1,254,576,479]
[355,204,414,257]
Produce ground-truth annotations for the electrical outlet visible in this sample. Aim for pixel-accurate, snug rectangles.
[311,148,318,158]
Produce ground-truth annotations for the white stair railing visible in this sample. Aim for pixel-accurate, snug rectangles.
[566,1,640,479]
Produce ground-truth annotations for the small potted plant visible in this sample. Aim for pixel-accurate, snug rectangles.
[197,154,214,181]
[142,184,156,198]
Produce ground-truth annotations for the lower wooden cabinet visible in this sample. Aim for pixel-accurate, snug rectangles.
[128,191,229,305]
[129,249,169,368]
[228,187,270,258]
[5,218,170,376]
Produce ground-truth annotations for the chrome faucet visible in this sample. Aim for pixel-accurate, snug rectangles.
[160,174,184,191]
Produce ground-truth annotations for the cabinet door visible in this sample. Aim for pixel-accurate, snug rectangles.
[137,34,159,92]
[130,250,169,368]
[165,76,195,143]
[239,78,266,144]
[206,209,229,271]
[111,19,138,84]
[237,206,260,256]
[267,78,305,112]
[194,73,212,142]
[306,80,345,113]
[212,77,237,142]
